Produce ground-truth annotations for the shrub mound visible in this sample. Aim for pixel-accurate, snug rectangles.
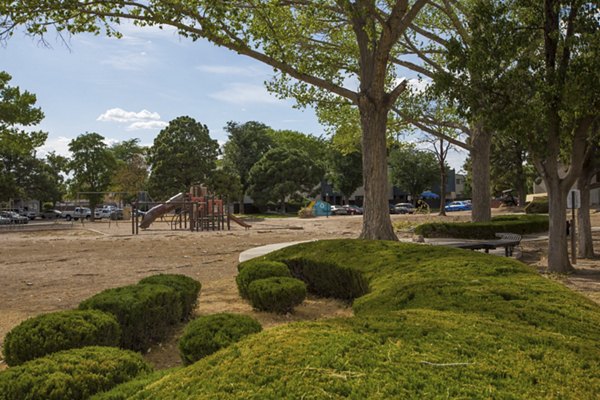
[2,310,120,366]
[247,277,307,313]
[79,283,181,351]
[236,260,291,298]
[178,313,262,365]
[414,214,549,238]
[525,197,549,214]
[97,240,600,398]
[0,346,151,400]
[138,274,201,320]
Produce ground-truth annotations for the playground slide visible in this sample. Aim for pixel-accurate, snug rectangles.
[139,192,185,229]
[228,214,252,229]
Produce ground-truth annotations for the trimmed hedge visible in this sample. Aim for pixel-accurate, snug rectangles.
[0,346,151,400]
[138,274,201,320]
[236,260,291,298]
[414,214,549,238]
[247,277,307,313]
[525,197,549,214]
[2,310,120,366]
[90,368,179,400]
[79,284,181,351]
[178,313,262,365]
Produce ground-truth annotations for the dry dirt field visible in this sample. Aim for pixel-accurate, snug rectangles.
[1,211,599,371]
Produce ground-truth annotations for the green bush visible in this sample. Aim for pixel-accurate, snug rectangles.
[414,214,549,238]
[178,313,262,365]
[79,284,181,351]
[2,310,120,366]
[236,260,291,298]
[138,274,201,320]
[90,368,179,400]
[525,197,549,214]
[101,240,600,398]
[0,346,151,400]
[247,277,307,313]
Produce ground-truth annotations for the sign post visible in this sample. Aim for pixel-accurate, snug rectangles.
[567,189,581,265]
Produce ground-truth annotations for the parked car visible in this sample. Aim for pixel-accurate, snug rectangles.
[0,211,29,224]
[94,206,116,219]
[62,207,92,221]
[445,201,472,212]
[40,209,63,219]
[343,205,363,215]
[0,215,11,225]
[393,203,415,214]
[16,209,38,220]
[330,205,348,215]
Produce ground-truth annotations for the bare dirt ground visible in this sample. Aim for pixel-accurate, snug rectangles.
[1,210,599,371]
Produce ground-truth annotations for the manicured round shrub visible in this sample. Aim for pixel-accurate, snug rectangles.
[138,274,201,320]
[2,310,120,366]
[0,346,152,400]
[178,313,262,365]
[236,260,291,299]
[247,277,307,313]
[79,284,181,351]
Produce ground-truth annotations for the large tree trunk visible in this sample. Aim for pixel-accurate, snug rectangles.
[546,178,574,273]
[439,162,447,216]
[470,124,492,222]
[577,173,594,258]
[358,100,397,241]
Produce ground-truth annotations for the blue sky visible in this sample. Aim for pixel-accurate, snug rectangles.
[1,23,466,171]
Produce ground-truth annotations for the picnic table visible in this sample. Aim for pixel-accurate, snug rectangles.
[445,233,522,257]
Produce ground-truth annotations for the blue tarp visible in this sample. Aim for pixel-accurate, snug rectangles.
[313,200,331,216]
[421,191,440,199]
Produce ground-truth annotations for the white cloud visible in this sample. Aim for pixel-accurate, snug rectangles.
[37,136,72,158]
[127,120,169,131]
[97,108,162,123]
[98,108,167,130]
[101,51,152,71]
[196,65,267,77]
[210,83,283,105]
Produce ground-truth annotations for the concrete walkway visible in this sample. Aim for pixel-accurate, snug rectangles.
[239,240,316,262]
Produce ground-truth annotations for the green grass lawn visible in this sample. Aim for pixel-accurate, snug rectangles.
[101,239,600,399]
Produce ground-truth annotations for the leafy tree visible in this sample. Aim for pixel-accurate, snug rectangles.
[247,148,324,213]
[110,139,148,202]
[148,116,218,200]
[222,121,273,213]
[0,71,47,201]
[388,144,439,204]
[206,168,242,205]
[68,132,117,212]
[328,147,363,203]
[454,0,600,273]
[0,0,430,240]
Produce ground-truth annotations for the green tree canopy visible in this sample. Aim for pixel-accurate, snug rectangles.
[328,148,363,200]
[389,144,439,203]
[0,71,48,201]
[110,139,148,202]
[222,121,273,213]
[148,116,219,200]
[247,147,324,213]
[68,132,117,209]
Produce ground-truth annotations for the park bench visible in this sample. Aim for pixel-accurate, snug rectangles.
[452,233,522,257]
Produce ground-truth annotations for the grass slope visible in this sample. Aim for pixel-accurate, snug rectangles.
[119,240,600,398]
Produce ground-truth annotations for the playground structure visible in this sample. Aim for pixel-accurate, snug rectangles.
[132,185,251,234]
